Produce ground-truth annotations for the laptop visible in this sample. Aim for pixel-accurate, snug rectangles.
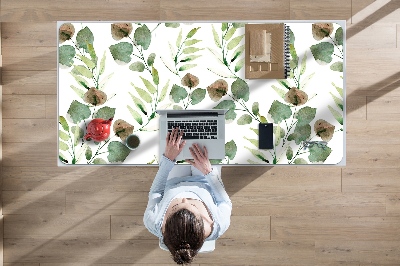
[156,109,227,160]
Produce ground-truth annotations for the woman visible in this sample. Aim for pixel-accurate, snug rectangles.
[144,127,232,264]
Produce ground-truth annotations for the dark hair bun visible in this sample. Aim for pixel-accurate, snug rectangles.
[174,247,194,264]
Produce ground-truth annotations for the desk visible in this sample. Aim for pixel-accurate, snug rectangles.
[58,21,345,165]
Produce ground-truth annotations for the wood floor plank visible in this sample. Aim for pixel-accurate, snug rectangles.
[343,168,400,193]
[386,194,400,216]
[2,191,65,215]
[223,166,341,193]
[231,192,386,217]
[110,216,155,240]
[316,240,400,264]
[346,120,400,145]
[351,0,400,25]
[367,96,400,120]
[4,263,39,266]
[351,0,376,24]
[347,23,397,49]
[2,70,57,95]
[222,216,270,241]
[2,166,154,192]
[272,216,400,241]
[160,0,290,20]
[4,214,110,240]
[3,53,56,72]
[2,142,56,167]
[4,238,315,265]
[346,143,400,168]
[290,0,351,20]
[2,119,56,143]
[1,22,56,46]
[346,95,366,120]
[2,95,46,119]
[0,0,160,22]
[45,95,57,119]
[346,48,400,97]
[66,191,148,216]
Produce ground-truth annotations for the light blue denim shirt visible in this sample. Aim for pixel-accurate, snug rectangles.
[144,155,232,241]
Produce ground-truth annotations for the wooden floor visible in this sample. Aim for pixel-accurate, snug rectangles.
[1,0,400,265]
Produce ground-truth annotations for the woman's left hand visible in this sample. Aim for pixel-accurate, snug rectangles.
[164,127,186,161]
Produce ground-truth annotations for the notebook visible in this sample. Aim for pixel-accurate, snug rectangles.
[156,109,227,161]
[245,23,290,79]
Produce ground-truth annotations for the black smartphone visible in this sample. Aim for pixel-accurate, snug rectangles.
[258,123,273,149]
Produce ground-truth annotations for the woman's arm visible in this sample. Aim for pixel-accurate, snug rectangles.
[143,155,175,236]
[205,167,232,237]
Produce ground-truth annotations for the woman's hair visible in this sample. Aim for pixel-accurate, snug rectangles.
[163,208,206,264]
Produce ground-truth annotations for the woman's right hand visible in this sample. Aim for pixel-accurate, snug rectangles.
[185,143,212,175]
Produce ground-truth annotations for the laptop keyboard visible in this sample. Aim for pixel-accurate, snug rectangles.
[168,120,218,139]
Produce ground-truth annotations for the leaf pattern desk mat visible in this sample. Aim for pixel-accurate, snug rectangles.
[58,22,345,165]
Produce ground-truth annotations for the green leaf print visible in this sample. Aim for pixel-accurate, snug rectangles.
[176,29,182,48]
[330,92,343,110]
[190,88,206,105]
[224,27,236,41]
[335,27,343,46]
[227,35,244,50]
[95,106,116,120]
[234,58,244,72]
[72,125,83,146]
[183,47,203,54]
[179,64,197,71]
[77,55,96,70]
[129,92,147,115]
[76,26,94,52]
[231,78,249,102]
[59,140,69,151]
[134,85,152,103]
[308,144,332,162]
[185,39,201,46]
[99,51,106,75]
[330,61,343,72]
[237,114,252,125]
[295,106,316,126]
[140,77,157,94]
[107,141,131,162]
[245,147,269,163]
[328,106,343,125]
[159,79,170,102]
[67,100,91,124]
[165,23,180,28]
[85,146,92,160]
[109,42,133,63]
[273,125,285,146]
[225,140,237,160]
[252,102,259,116]
[287,124,311,145]
[59,116,69,131]
[129,61,145,72]
[186,27,200,39]
[310,42,334,64]
[152,66,159,85]
[59,45,75,67]
[293,158,308,164]
[170,84,188,103]
[268,100,292,123]
[93,158,107,164]
[286,146,293,160]
[127,105,143,125]
[59,130,69,141]
[214,100,236,121]
[72,65,93,79]
[212,25,221,48]
[147,53,156,66]
[134,24,151,50]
